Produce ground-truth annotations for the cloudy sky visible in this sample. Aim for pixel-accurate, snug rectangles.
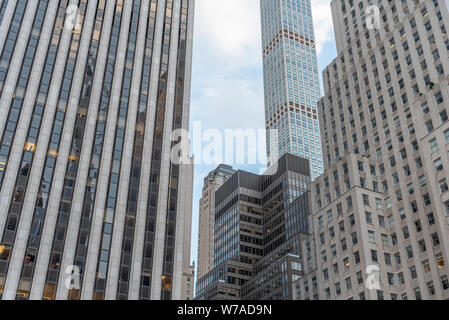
[188,0,337,268]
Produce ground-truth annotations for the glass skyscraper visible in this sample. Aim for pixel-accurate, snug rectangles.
[260,0,323,179]
[0,0,194,300]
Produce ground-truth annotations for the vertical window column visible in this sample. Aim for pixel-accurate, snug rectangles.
[147,0,176,300]
[0,0,67,300]
[0,0,26,98]
[112,0,158,300]
[13,0,88,300]
[36,0,106,301]
[66,0,125,300]
[0,0,48,189]
[92,0,141,301]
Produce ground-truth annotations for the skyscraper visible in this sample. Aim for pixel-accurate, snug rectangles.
[0,0,194,300]
[195,154,311,300]
[295,0,449,300]
[260,0,323,179]
[197,164,235,280]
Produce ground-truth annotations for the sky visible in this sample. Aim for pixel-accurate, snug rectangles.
[188,0,337,268]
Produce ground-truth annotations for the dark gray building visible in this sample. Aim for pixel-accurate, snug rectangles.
[0,0,194,300]
[195,154,311,300]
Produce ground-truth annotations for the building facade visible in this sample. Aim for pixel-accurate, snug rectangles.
[260,0,323,179]
[295,0,449,300]
[0,0,195,300]
[181,263,194,300]
[195,154,311,300]
[197,164,235,280]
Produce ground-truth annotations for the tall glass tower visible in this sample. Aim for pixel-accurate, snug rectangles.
[260,0,323,179]
[0,0,194,300]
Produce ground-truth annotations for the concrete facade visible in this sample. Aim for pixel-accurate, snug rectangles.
[0,0,195,300]
[295,0,449,300]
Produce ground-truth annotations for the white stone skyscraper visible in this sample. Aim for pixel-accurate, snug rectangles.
[0,0,194,300]
[295,0,449,300]
[260,0,323,179]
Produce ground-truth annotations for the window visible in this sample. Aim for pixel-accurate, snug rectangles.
[343,257,350,270]
[352,232,358,245]
[349,214,355,226]
[329,227,335,239]
[363,194,370,206]
[392,233,398,246]
[333,263,339,275]
[414,287,422,300]
[419,175,427,188]
[442,276,449,290]
[395,252,401,266]
[382,234,389,247]
[356,272,363,285]
[0,245,12,261]
[403,226,410,239]
[406,246,414,259]
[354,251,360,264]
[427,282,435,296]
[419,240,427,253]
[435,91,444,104]
[415,220,422,233]
[388,273,395,285]
[430,138,439,152]
[377,290,384,300]
[432,233,440,246]
[335,283,341,296]
[368,231,376,244]
[341,238,347,251]
[365,212,373,224]
[428,213,435,225]
[345,277,352,291]
[423,260,431,273]
[385,253,392,265]
[331,245,337,257]
[388,215,394,227]
[398,272,405,285]
[371,250,378,262]
[423,194,431,206]
[378,216,386,228]
[410,266,418,279]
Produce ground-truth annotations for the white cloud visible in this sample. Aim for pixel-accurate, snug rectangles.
[311,0,334,54]
[189,0,336,266]
[194,0,262,67]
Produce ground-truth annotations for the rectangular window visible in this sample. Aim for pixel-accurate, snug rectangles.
[430,138,439,152]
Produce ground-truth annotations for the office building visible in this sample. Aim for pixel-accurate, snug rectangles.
[195,154,311,300]
[295,0,449,300]
[0,0,195,300]
[197,164,235,280]
[181,264,194,300]
[260,0,323,179]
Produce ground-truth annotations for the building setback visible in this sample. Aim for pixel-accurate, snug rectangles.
[295,0,449,300]
[195,154,311,300]
[260,0,323,179]
[0,0,195,300]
